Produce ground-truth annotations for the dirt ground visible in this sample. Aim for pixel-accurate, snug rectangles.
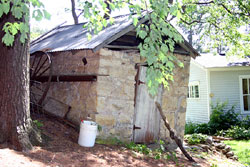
[0,116,244,167]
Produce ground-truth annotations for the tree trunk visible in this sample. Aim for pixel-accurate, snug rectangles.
[71,0,78,24]
[0,11,32,151]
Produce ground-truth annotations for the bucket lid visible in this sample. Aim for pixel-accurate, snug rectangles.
[81,120,97,126]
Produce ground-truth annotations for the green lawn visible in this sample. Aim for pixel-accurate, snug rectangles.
[223,140,250,166]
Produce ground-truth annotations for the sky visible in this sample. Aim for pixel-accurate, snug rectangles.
[30,0,129,30]
[31,0,74,30]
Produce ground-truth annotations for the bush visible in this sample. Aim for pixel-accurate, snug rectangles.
[185,122,198,134]
[186,101,250,136]
[216,126,250,140]
[209,101,240,134]
[185,122,211,135]
[194,123,211,134]
[240,116,250,129]
[184,133,207,145]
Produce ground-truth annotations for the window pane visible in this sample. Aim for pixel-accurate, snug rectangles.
[187,86,190,98]
[195,85,199,98]
[243,95,250,111]
[249,79,250,94]
[192,86,195,98]
[243,79,248,94]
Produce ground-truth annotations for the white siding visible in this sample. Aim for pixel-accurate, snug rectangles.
[186,61,210,123]
[210,70,250,115]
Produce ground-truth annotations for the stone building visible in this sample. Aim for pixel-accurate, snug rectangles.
[30,14,198,144]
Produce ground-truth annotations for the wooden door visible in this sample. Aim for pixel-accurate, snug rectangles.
[133,66,163,144]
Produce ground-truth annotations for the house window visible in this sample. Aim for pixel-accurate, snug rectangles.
[188,81,200,98]
[240,76,250,112]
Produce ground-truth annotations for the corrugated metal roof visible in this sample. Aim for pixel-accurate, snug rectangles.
[30,14,199,57]
[30,15,134,54]
[193,53,250,68]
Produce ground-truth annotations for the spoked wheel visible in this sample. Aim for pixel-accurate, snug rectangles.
[30,51,53,107]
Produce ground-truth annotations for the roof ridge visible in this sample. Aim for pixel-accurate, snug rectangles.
[57,13,134,29]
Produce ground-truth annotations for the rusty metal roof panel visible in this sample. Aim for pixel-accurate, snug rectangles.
[30,15,133,54]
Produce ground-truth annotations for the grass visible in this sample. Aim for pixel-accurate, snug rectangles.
[223,140,250,166]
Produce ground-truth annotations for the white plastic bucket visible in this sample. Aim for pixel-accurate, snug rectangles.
[78,120,98,147]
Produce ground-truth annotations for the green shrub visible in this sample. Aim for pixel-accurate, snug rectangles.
[184,133,207,145]
[240,116,250,129]
[185,122,198,134]
[216,126,250,140]
[185,101,249,136]
[185,122,211,135]
[209,101,240,134]
[194,123,211,134]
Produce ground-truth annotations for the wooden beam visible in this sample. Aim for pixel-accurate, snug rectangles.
[105,45,139,50]
[173,50,189,55]
[32,74,103,82]
[124,31,137,36]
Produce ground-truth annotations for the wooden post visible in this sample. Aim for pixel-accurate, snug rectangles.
[155,102,196,162]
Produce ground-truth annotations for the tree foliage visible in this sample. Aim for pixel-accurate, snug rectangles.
[82,0,185,95]
[1,0,250,95]
[180,0,250,56]
[0,0,50,46]
[80,0,250,94]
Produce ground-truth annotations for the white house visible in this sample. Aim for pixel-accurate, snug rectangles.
[186,54,250,123]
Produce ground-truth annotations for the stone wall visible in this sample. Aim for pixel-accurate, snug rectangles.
[160,54,191,145]
[44,50,100,124]
[96,49,140,141]
[39,48,191,144]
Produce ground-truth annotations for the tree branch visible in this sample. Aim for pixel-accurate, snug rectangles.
[180,18,204,25]
[70,0,78,24]
[155,101,196,162]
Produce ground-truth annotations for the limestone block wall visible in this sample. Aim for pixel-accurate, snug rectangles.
[96,49,140,141]
[45,50,100,124]
[160,54,191,145]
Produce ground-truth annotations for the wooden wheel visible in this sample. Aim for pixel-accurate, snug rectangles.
[30,51,53,106]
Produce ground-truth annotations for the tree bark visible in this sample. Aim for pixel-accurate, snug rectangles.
[0,11,32,151]
[71,0,78,24]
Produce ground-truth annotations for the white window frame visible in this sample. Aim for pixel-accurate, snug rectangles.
[187,81,200,99]
[239,75,250,114]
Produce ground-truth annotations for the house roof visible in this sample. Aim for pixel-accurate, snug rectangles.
[193,53,250,68]
[30,14,199,57]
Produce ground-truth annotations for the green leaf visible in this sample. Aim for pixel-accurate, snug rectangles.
[10,23,20,35]
[43,9,51,20]
[138,30,147,39]
[20,22,29,33]
[2,2,10,14]
[102,19,107,27]
[133,17,138,27]
[20,32,27,43]
[166,61,175,69]
[2,32,14,46]
[162,28,170,36]
[12,6,22,19]
[32,10,43,21]
[87,33,92,40]
[109,3,115,10]
[178,61,184,68]
[161,44,169,53]
[0,5,3,17]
